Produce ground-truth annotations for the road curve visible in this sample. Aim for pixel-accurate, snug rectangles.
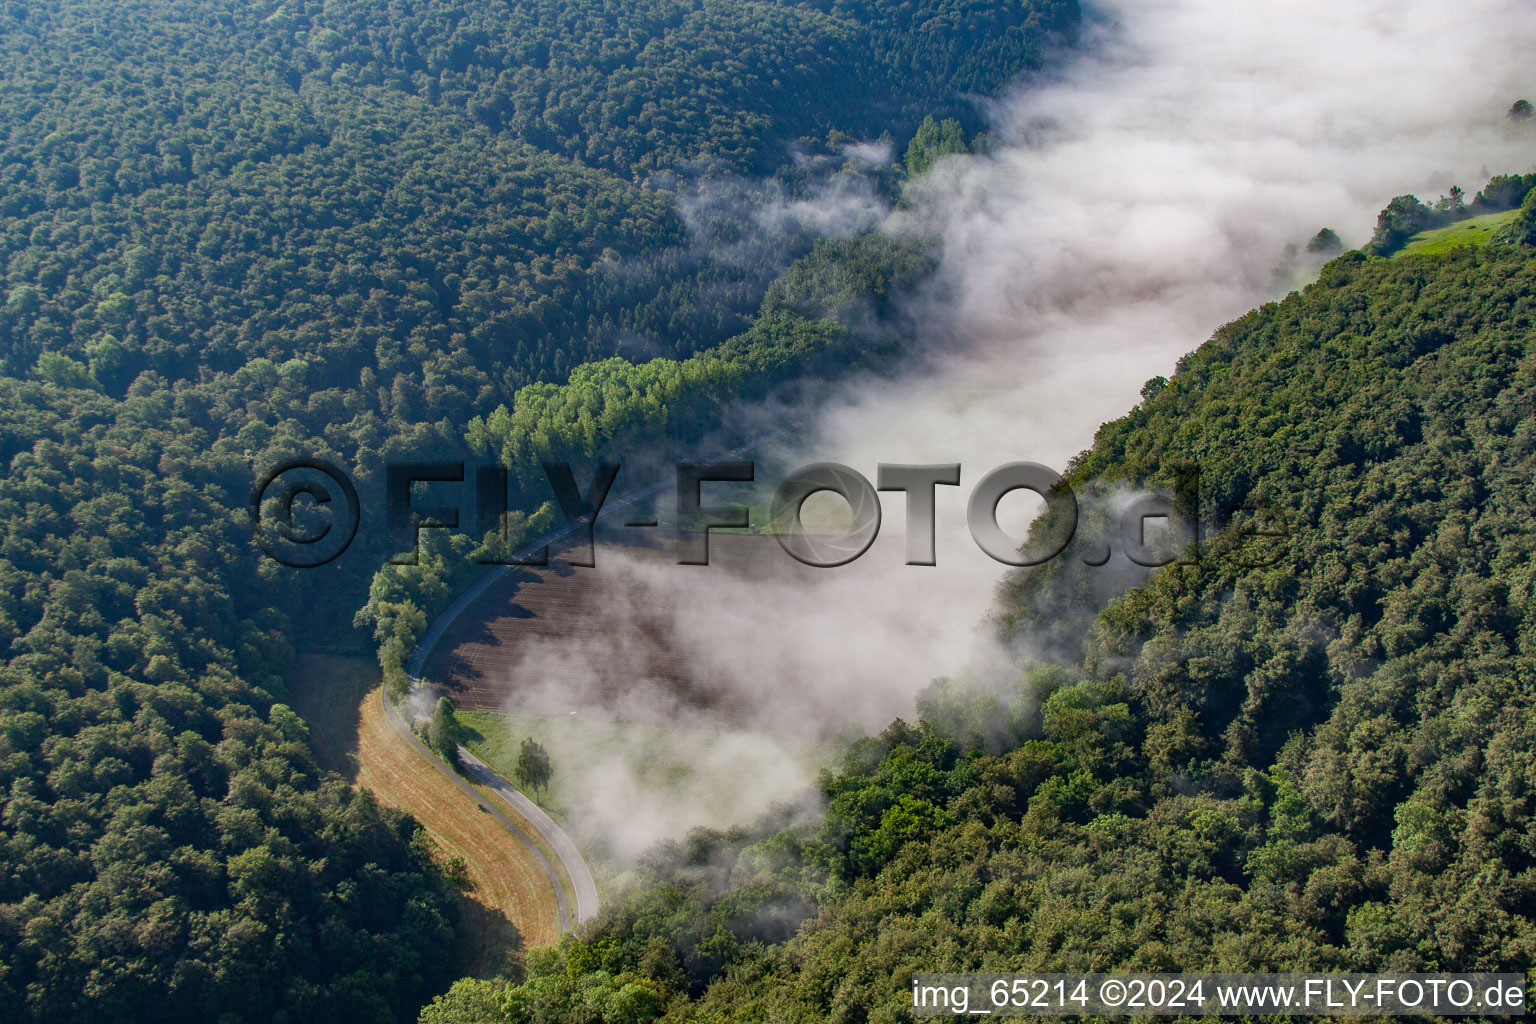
[398,521,621,929]
[378,686,573,931]
[398,431,796,930]
[458,747,599,924]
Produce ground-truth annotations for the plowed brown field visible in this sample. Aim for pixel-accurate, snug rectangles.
[425,531,812,718]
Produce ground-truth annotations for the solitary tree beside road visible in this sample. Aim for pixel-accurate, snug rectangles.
[429,697,463,769]
[516,738,553,799]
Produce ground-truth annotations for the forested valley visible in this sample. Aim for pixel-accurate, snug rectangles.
[0,1,1080,1021]
[7,2,1533,1022]
[415,190,1536,1022]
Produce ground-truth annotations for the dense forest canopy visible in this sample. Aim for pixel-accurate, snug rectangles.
[19,3,1527,1023]
[417,216,1536,1023]
[0,0,1076,394]
[0,1,1080,1021]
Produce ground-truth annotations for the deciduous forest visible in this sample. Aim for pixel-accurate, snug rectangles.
[0,2,1079,1021]
[4,3,1533,1024]
[419,196,1536,1023]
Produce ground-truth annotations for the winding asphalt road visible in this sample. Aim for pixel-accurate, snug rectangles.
[378,685,575,930]
[457,747,599,924]
[396,491,669,930]
[393,431,795,930]
[391,634,598,926]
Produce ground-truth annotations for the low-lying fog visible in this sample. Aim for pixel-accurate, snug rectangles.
[472,0,1536,864]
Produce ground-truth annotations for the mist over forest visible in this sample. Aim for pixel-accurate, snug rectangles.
[0,2,1532,1023]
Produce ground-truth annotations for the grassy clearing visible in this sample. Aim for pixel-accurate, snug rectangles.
[1396,209,1520,256]
[458,709,839,828]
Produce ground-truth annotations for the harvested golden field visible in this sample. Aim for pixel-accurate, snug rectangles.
[289,654,562,975]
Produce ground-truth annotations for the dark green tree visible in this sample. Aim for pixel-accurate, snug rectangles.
[515,737,553,798]
[1305,227,1343,254]
[429,697,463,769]
[1367,194,1437,253]
[1513,184,1536,245]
